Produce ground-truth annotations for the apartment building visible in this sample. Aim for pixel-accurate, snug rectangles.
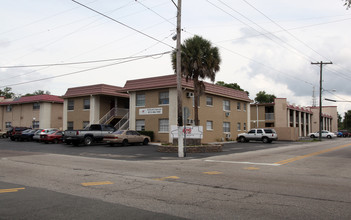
[61,84,129,130]
[122,74,251,143]
[250,98,337,140]
[0,95,63,130]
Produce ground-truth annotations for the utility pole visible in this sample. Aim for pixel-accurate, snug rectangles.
[311,61,332,141]
[176,0,184,157]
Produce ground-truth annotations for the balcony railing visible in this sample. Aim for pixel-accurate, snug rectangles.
[265,113,274,120]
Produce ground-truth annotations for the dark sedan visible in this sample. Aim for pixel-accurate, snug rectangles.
[19,129,40,141]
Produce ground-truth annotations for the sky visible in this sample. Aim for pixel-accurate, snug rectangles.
[1,0,351,116]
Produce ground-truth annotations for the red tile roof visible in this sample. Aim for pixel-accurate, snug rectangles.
[122,74,251,102]
[0,95,63,105]
[62,84,129,98]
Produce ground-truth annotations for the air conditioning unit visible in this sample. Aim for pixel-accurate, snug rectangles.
[186,119,194,124]
[225,112,230,117]
[225,133,231,139]
[186,92,194,98]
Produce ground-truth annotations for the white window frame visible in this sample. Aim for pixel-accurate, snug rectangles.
[223,122,230,133]
[206,96,213,106]
[136,94,145,107]
[237,102,241,111]
[83,99,90,110]
[159,91,169,105]
[237,122,241,131]
[6,105,12,112]
[67,100,74,111]
[223,100,230,111]
[33,103,40,110]
[206,120,213,131]
[159,119,169,133]
[136,119,145,131]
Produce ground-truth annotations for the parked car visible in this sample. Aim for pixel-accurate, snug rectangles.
[308,130,336,139]
[336,131,343,137]
[103,130,150,146]
[63,124,115,146]
[33,128,59,142]
[339,130,350,137]
[8,127,31,141]
[237,128,278,143]
[19,129,40,141]
[40,130,63,144]
[0,129,7,138]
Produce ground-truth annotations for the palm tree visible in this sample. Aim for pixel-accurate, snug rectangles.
[172,35,221,126]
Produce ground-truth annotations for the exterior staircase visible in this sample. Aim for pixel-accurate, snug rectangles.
[85,107,129,130]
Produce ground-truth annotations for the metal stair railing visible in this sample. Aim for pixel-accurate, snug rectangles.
[84,108,129,129]
[115,112,129,131]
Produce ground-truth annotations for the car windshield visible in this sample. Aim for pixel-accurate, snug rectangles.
[48,130,57,134]
[113,130,124,134]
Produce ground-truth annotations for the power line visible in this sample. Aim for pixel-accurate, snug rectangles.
[0,52,172,69]
[0,51,171,88]
[72,0,174,49]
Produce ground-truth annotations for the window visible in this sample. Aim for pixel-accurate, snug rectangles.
[33,103,40,110]
[5,122,11,128]
[68,100,74,111]
[136,120,145,131]
[223,100,230,111]
[67,121,74,130]
[159,92,169,105]
[206,121,213,130]
[83,121,89,128]
[6,105,12,112]
[243,123,247,131]
[136,94,145,107]
[243,103,247,111]
[237,102,241,110]
[159,119,169,132]
[223,122,230,132]
[83,99,90,110]
[237,122,241,131]
[206,97,213,106]
[33,121,40,129]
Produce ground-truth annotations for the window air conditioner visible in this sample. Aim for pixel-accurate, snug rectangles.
[186,92,194,98]
[225,112,230,117]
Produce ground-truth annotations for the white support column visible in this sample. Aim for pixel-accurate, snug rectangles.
[90,95,100,124]
[247,102,251,130]
[63,99,68,130]
[298,111,302,137]
[303,112,307,137]
[129,92,136,130]
[293,110,296,128]
[287,109,290,127]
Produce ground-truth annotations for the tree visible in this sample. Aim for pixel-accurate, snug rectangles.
[344,0,351,9]
[23,90,51,96]
[172,35,221,126]
[344,110,351,130]
[216,81,249,96]
[254,91,276,103]
[0,87,15,99]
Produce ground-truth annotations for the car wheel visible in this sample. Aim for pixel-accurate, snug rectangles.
[143,138,149,145]
[310,135,315,138]
[262,137,269,143]
[122,139,128,146]
[53,139,59,144]
[239,136,246,143]
[327,135,332,139]
[84,136,93,146]
[10,137,15,141]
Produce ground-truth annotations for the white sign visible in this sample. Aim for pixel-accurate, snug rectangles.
[139,108,163,115]
[170,125,203,139]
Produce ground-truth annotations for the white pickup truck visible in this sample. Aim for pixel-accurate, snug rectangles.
[63,124,115,146]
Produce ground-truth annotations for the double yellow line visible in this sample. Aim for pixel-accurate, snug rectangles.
[275,143,351,165]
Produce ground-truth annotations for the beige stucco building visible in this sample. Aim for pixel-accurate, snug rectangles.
[61,84,129,130]
[122,75,251,143]
[0,95,63,130]
[250,98,337,140]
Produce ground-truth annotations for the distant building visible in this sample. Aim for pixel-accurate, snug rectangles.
[61,84,129,130]
[0,95,64,130]
[250,98,337,140]
[122,74,251,143]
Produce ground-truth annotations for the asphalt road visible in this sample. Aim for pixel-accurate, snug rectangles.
[1,138,351,219]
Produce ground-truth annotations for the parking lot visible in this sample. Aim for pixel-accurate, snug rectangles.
[0,137,307,160]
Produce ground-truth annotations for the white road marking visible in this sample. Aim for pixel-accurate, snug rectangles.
[205,159,281,166]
